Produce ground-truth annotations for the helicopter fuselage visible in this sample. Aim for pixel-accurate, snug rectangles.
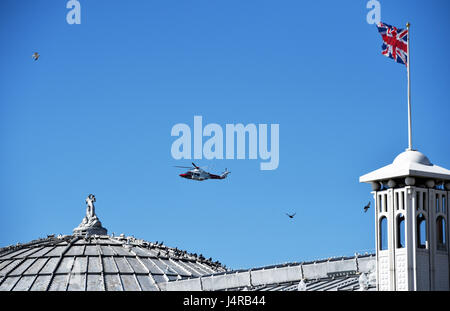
[179,168,227,181]
[177,163,230,181]
[179,169,211,181]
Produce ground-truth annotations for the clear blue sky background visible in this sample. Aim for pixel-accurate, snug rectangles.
[1,0,449,270]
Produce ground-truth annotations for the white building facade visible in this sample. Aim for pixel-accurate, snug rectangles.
[360,150,450,291]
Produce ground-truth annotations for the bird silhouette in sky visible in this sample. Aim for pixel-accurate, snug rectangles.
[286,213,296,219]
[32,52,40,61]
[364,201,371,213]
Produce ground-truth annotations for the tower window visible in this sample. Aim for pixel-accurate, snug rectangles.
[396,214,405,248]
[436,194,440,213]
[378,194,382,213]
[395,193,399,211]
[380,216,388,251]
[417,213,427,249]
[423,193,427,211]
[436,216,447,251]
[384,194,388,212]
[443,195,447,214]
[416,192,420,211]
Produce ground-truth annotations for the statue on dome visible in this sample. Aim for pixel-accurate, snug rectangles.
[86,194,96,219]
[73,194,107,236]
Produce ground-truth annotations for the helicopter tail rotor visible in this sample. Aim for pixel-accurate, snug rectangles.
[220,168,231,179]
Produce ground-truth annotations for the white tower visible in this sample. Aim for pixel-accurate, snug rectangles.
[360,150,450,291]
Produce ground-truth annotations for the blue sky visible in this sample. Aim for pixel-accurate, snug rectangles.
[1,0,449,270]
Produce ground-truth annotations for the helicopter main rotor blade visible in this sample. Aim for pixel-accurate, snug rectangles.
[174,166,194,169]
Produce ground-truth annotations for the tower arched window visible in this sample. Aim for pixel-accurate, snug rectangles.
[436,194,440,213]
[396,214,405,248]
[380,216,388,251]
[417,213,427,249]
[436,216,447,251]
[416,192,420,211]
[443,195,447,214]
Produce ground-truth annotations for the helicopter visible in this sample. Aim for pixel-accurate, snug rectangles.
[175,163,230,181]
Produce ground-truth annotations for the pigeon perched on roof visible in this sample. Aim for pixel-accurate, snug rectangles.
[364,201,371,213]
[32,52,40,61]
[298,279,307,291]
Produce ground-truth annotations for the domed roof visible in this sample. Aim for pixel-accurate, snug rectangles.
[0,194,226,291]
[392,150,432,166]
[360,147,450,183]
[0,234,226,291]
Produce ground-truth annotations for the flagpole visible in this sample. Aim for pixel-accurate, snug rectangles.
[406,22,412,151]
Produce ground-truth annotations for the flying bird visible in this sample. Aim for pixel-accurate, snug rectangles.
[364,201,371,213]
[32,52,40,61]
[286,213,296,219]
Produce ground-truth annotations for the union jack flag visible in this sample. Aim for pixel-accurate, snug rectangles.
[377,22,408,66]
